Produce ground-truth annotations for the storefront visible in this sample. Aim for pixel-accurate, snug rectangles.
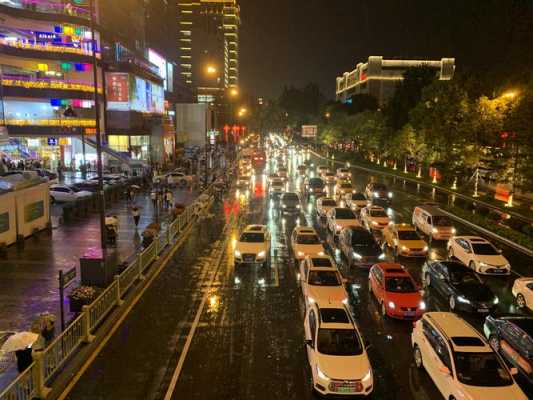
[107,134,151,161]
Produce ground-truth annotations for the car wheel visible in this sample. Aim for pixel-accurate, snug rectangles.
[50,196,56,204]
[413,345,423,369]
[448,247,454,259]
[516,294,527,309]
[489,335,500,351]
[381,302,388,318]
[449,296,456,311]
[424,274,431,288]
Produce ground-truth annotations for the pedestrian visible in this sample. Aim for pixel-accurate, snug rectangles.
[165,190,173,209]
[131,206,141,228]
[150,190,157,208]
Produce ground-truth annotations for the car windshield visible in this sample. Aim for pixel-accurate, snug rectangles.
[351,231,375,246]
[297,234,320,245]
[325,172,335,177]
[317,329,363,356]
[311,258,333,267]
[433,216,452,226]
[272,180,283,186]
[322,200,337,207]
[454,352,513,387]
[69,186,80,192]
[398,231,421,240]
[309,179,324,187]
[370,209,388,217]
[240,232,265,242]
[352,193,366,200]
[385,277,417,293]
[373,184,387,191]
[449,269,480,285]
[471,243,499,255]
[339,169,349,173]
[239,176,250,181]
[283,194,299,201]
[336,209,356,219]
[308,271,340,286]
[340,184,352,189]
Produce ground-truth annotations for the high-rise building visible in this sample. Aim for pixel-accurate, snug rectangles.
[177,0,240,103]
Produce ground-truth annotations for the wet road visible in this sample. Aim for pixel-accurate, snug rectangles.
[62,149,533,400]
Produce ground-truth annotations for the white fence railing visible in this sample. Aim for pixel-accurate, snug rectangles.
[0,186,216,400]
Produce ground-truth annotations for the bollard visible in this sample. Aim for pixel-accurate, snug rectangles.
[114,276,124,306]
[33,352,51,399]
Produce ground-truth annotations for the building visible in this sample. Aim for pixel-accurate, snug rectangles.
[177,0,240,104]
[336,56,455,105]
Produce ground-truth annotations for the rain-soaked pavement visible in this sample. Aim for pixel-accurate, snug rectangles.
[62,150,533,400]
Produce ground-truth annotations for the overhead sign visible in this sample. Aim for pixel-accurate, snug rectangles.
[301,125,317,138]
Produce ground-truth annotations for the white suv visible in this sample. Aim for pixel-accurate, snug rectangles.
[304,303,373,397]
[234,225,271,267]
[447,236,511,275]
[412,312,526,400]
[299,256,347,306]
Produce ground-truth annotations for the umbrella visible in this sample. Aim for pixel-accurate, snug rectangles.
[130,185,141,189]
[0,332,38,353]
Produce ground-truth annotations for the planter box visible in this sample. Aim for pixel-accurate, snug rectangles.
[68,297,94,313]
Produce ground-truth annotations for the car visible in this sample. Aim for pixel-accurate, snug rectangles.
[339,226,384,268]
[304,303,373,397]
[484,315,533,383]
[166,171,191,186]
[34,169,58,184]
[336,167,351,180]
[360,205,391,231]
[299,257,347,306]
[91,175,122,185]
[412,312,526,400]
[323,171,336,184]
[269,177,285,197]
[267,173,279,184]
[300,254,336,271]
[280,192,301,215]
[316,197,337,219]
[234,225,271,268]
[291,226,325,263]
[305,177,326,197]
[277,167,288,180]
[237,175,251,189]
[422,260,499,313]
[345,192,368,211]
[412,205,456,240]
[317,165,329,177]
[383,223,428,257]
[334,181,355,198]
[297,165,307,176]
[364,182,392,205]
[512,277,533,310]
[50,184,93,203]
[369,263,425,319]
[326,207,359,236]
[447,236,511,275]
[70,180,102,192]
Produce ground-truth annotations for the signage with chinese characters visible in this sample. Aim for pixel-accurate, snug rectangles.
[106,73,129,105]
[47,137,58,146]
[301,125,318,138]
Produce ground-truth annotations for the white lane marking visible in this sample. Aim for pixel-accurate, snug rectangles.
[163,233,230,400]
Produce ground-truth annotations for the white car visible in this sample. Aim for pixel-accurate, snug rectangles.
[412,312,526,400]
[317,165,329,177]
[277,167,288,180]
[269,177,285,197]
[299,256,347,306]
[234,225,271,267]
[166,172,191,186]
[304,303,373,397]
[447,236,510,275]
[335,181,355,198]
[327,207,359,236]
[316,197,337,219]
[336,167,351,180]
[237,175,251,189]
[345,192,368,211]
[512,277,533,310]
[360,205,391,231]
[323,172,336,184]
[50,184,92,203]
[291,226,325,262]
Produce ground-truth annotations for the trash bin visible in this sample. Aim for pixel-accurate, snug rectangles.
[80,248,118,287]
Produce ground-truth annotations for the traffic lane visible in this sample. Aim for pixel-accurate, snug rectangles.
[64,205,227,400]
[170,184,312,399]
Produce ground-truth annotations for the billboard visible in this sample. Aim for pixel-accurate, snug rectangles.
[301,125,318,138]
[106,73,130,111]
[148,49,167,90]
[106,73,163,114]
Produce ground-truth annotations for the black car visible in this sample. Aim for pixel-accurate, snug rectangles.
[365,182,392,205]
[422,260,498,313]
[339,226,383,268]
[71,181,100,192]
[484,315,533,382]
[306,177,325,197]
[280,192,301,215]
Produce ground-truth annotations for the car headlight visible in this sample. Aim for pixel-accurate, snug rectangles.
[451,228,457,234]
[317,251,325,256]
[317,365,329,381]
[457,295,471,304]
[362,370,372,385]
[234,250,241,258]
[372,221,379,226]
[493,297,499,305]
[419,301,426,310]
[308,296,316,304]
[423,246,429,252]
[379,253,386,260]
[401,245,409,251]
[388,301,396,309]
[353,252,362,260]
[373,191,379,198]
[388,192,393,198]
[296,204,300,209]
[282,204,287,208]
[257,251,266,258]
[479,262,488,267]
[432,228,439,234]
[297,251,304,257]
[335,224,342,231]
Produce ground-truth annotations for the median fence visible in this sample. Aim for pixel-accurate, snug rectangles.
[0,186,215,400]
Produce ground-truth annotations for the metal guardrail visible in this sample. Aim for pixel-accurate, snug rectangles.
[0,186,216,400]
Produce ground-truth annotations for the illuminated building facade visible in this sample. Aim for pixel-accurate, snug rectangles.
[177,0,240,103]
[336,56,456,105]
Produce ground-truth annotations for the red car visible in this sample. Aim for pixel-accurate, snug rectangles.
[368,263,425,320]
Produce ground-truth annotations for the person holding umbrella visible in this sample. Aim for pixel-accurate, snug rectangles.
[131,205,141,229]
[1,331,39,373]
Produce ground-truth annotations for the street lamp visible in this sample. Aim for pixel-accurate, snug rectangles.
[229,88,239,98]
[237,107,247,118]
[206,65,217,75]
[502,91,517,99]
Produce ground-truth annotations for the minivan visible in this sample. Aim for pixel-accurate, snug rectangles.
[412,205,456,240]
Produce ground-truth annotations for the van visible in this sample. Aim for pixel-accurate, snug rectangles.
[412,205,456,240]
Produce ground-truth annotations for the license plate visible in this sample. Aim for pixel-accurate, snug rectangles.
[338,387,353,393]
[244,256,254,262]
[493,269,504,273]
[477,308,489,313]
[404,311,416,317]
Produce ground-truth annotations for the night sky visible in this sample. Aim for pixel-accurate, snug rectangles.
[239,0,533,99]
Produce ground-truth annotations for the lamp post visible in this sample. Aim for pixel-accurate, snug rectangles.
[89,0,106,251]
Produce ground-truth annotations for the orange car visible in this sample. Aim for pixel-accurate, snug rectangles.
[368,263,426,320]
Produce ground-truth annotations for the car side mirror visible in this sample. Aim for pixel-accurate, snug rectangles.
[438,365,451,376]
[364,339,372,350]
[497,248,503,254]
[510,367,518,376]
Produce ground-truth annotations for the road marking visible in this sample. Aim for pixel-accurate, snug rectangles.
[163,233,230,400]
[57,221,196,400]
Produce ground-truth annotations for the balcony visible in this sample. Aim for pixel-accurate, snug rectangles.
[0,38,100,61]
[1,75,103,99]
[0,0,90,21]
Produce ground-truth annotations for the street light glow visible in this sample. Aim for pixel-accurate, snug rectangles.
[502,91,517,99]
[206,65,217,75]
[229,88,239,97]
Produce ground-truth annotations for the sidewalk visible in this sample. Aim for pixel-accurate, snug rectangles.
[0,185,197,334]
